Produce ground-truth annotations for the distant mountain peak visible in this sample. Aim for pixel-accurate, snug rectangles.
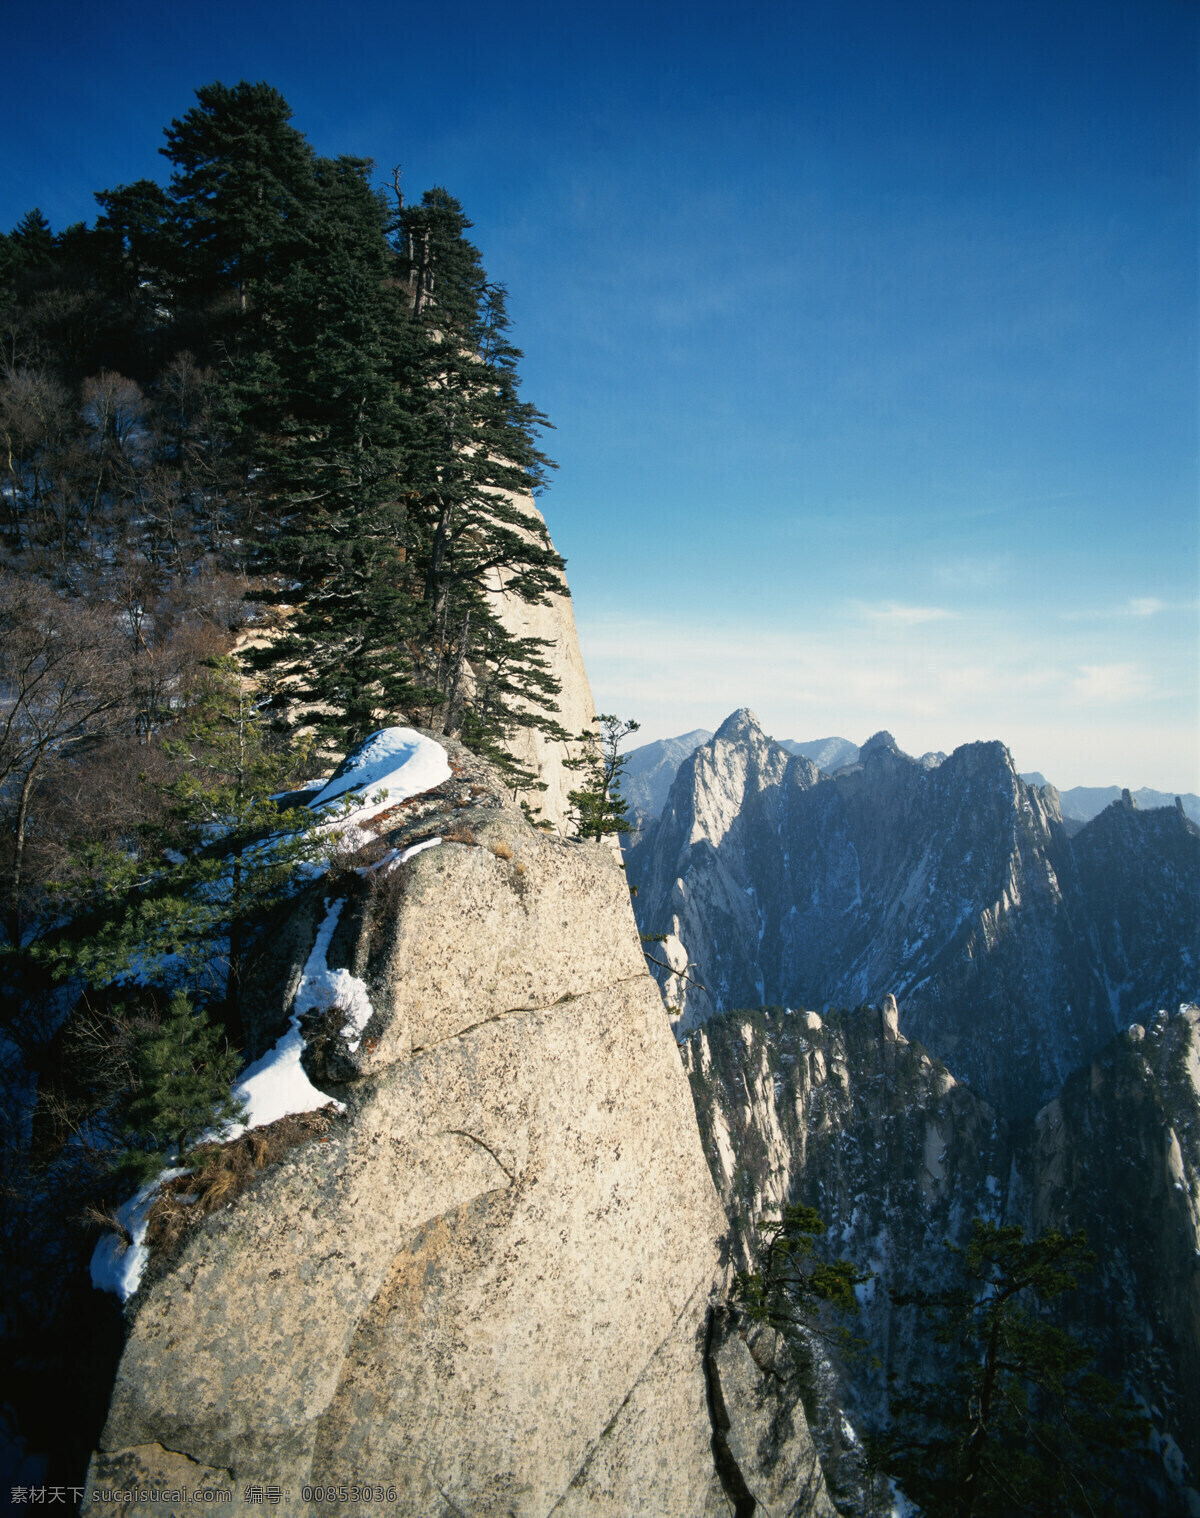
[715,708,765,741]
[860,730,902,760]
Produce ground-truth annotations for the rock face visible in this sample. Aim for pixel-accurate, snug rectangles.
[484,492,597,835]
[85,738,836,1517]
[627,709,821,1029]
[684,1000,1200,1513]
[617,728,713,832]
[1023,1003,1200,1501]
[630,710,1200,1118]
[683,1005,1008,1426]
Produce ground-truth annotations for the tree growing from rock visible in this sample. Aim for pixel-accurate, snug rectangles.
[567,714,640,840]
[733,1201,870,1340]
[876,1220,1149,1518]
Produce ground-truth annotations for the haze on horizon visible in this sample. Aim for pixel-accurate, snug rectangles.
[5,0,1196,792]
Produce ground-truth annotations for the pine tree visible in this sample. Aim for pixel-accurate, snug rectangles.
[877,1221,1149,1518]
[123,989,245,1163]
[241,156,433,747]
[733,1202,871,1338]
[160,81,314,316]
[93,179,171,305]
[567,714,641,839]
[395,188,568,752]
[9,209,55,271]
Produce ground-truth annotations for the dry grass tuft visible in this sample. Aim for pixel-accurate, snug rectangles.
[442,825,479,846]
[490,840,514,861]
[366,863,409,954]
[143,1108,337,1263]
[513,860,527,877]
[82,1202,132,1248]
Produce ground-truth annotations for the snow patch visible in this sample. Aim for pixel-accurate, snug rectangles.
[310,727,451,830]
[90,1168,187,1302]
[229,899,352,1131]
[887,1478,921,1518]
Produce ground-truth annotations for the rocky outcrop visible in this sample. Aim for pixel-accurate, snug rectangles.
[1022,1003,1200,1500]
[706,1310,837,1518]
[684,998,1200,1515]
[627,710,820,1030]
[84,737,836,1516]
[631,710,1200,1119]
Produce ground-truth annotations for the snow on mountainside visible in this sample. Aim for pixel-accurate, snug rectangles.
[628,710,1200,1119]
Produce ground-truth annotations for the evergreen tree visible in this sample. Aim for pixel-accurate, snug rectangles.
[9,209,55,271]
[567,714,641,839]
[123,988,245,1164]
[877,1221,1149,1518]
[160,80,315,317]
[93,179,171,306]
[733,1202,871,1340]
[241,156,432,747]
[395,188,568,754]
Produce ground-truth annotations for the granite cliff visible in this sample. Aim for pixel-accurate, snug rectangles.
[684,999,1200,1515]
[83,560,837,1514]
[630,710,1200,1118]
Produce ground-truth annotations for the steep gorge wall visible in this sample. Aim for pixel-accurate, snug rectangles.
[684,1002,1007,1425]
[685,999,1200,1512]
[1022,1005,1200,1494]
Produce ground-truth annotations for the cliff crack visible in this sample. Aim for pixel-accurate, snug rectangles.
[704,1306,758,1517]
[408,972,654,1058]
[546,1273,713,1516]
[442,1128,516,1184]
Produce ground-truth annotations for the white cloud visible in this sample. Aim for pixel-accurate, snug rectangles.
[1060,595,1195,622]
[1071,663,1144,703]
[574,610,1198,791]
[856,601,956,625]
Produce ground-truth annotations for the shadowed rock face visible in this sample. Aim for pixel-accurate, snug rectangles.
[684,1000,1200,1514]
[84,737,836,1517]
[630,710,1200,1119]
[1023,1005,1200,1495]
[683,1005,1008,1436]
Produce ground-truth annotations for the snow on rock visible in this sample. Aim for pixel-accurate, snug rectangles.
[229,899,351,1132]
[310,728,451,829]
[359,835,444,880]
[90,738,452,1304]
[90,1168,187,1303]
[291,898,377,1053]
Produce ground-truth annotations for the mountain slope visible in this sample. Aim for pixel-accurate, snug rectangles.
[617,728,713,830]
[630,711,1200,1118]
[683,999,1200,1515]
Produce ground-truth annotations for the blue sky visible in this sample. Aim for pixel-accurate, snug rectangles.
[5,0,1197,788]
